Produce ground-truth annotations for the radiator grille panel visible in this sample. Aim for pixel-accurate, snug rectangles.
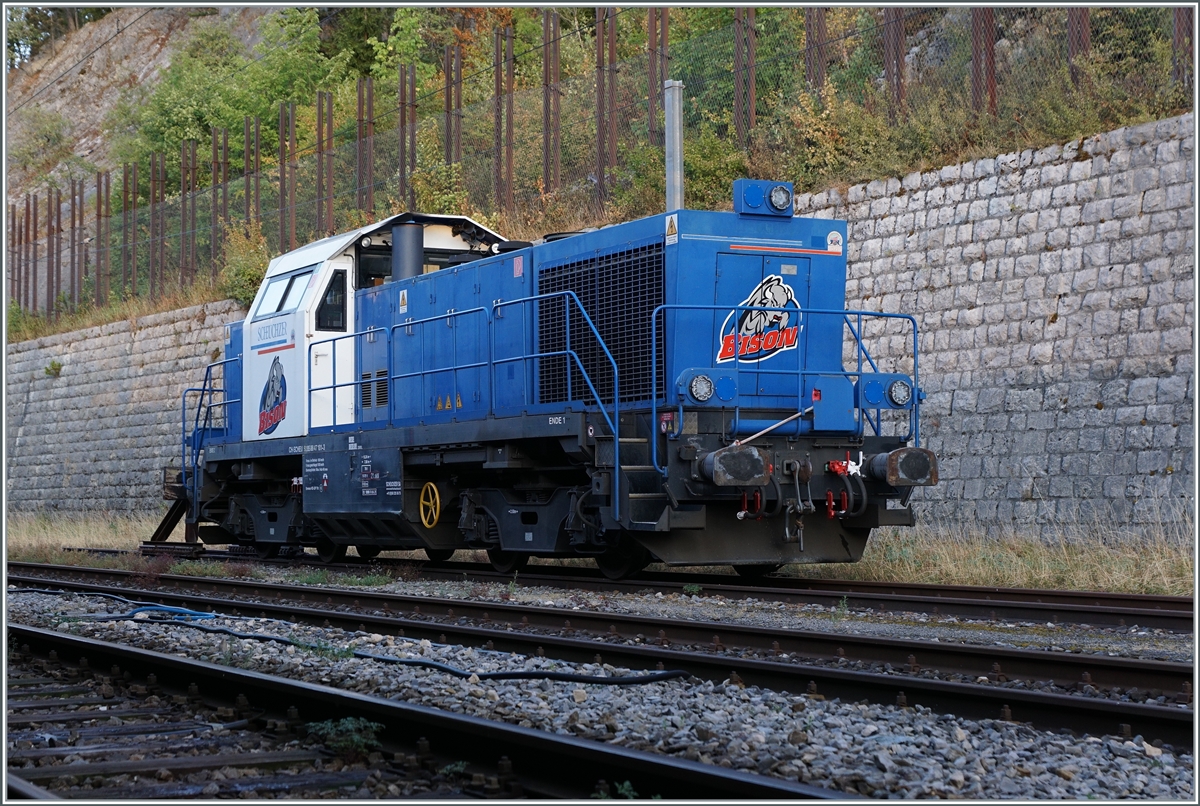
[538,242,664,404]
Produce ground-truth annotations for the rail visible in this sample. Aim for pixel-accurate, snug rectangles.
[649,304,920,477]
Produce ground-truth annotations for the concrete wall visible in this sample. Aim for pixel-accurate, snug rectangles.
[6,300,244,513]
[795,113,1194,528]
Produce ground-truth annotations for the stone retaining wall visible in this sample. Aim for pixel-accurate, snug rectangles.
[6,300,244,512]
[6,115,1194,527]
[795,113,1194,528]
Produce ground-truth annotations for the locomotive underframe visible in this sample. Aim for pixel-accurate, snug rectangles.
[183,404,917,568]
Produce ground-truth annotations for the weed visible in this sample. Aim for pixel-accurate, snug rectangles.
[305,717,384,762]
[304,639,354,660]
[168,559,230,578]
[682,583,703,596]
[339,573,392,587]
[290,569,331,586]
[591,781,642,799]
[831,596,850,623]
[44,360,63,378]
[135,554,174,586]
[438,760,469,777]
[508,571,520,596]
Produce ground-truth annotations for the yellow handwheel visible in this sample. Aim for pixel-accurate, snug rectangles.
[419,482,441,528]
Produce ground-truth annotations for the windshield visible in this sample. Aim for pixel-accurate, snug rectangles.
[253,266,316,319]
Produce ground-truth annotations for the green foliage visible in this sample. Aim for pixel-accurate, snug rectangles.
[682,584,702,596]
[106,8,351,191]
[290,568,331,586]
[438,760,469,776]
[44,360,63,378]
[219,223,270,306]
[8,108,98,190]
[304,639,355,660]
[306,717,384,761]
[321,7,394,77]
[7,7,112,69]
[339,573,392,587]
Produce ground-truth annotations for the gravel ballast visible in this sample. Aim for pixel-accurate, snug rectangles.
[8,590,1194,800]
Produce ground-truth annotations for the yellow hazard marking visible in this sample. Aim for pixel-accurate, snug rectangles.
[420,482,441,528]
[666,216,677,236]
[435,397,444,411]
[456,393,463,409]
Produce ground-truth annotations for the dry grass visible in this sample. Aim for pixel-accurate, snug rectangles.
[784,511,1196,597]
[5,512,180,566]
[7,280,228,343]
[6,511,1193,596]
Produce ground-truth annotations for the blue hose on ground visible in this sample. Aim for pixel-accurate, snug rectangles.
[10,587,691,685]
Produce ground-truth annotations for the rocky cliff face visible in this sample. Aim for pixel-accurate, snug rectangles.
[5,7,274,206]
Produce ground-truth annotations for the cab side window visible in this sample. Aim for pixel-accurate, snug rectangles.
[316,270,346,331]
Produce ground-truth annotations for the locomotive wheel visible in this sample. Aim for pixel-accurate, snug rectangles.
[424,548,455,563]
[595,537,651,581]
[316,538,347,564]
[487,549,529,574]
[254,544,280,560]
[355,545,381,560]
[732,564,782,580]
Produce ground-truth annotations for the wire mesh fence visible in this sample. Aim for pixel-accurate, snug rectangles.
[8,6,1192,321]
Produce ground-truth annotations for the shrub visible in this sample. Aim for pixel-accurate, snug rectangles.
[219,223,270,306]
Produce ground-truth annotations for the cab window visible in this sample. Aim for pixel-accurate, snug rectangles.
[253,266,316,319]
[316,270,347,331]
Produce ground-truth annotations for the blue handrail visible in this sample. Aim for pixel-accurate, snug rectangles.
[491,291,622,520]
[306,327,389,432]
[649,304,921,477]
[387,307,490,421]
[181,355,241,520]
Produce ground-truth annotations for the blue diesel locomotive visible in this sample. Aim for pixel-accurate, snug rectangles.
[163,180,938,578]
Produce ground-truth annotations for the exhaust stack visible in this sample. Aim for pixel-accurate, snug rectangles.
[391,222,423,281]
[664,80,684,212]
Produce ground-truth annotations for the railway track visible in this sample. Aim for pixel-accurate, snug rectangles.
[10,563,1195,750]
[6,624,839,800]
[69,545,1199,631]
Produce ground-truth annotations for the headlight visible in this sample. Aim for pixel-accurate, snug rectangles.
[768,184,792,212]
[888,379,912,406]
[690,374,715,402]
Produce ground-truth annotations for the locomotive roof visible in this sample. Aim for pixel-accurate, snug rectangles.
[264,212,507,278]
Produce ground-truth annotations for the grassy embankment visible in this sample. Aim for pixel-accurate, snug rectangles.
[6,511,1193,597]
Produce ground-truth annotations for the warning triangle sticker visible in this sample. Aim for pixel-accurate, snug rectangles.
[666,217,677,236]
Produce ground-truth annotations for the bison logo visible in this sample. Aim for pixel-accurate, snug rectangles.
[716,275,801,363]
[258,356,288,434]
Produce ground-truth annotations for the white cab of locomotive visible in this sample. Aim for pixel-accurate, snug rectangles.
[241,214,505,440]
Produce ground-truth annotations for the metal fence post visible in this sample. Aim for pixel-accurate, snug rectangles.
[121,163,130,298]
[1068,8,1090,87]
[883,8,906,122]
[494,30,504,208]
[734,9,757,148]
[543,10,561,193]
[1174,7,1193,90]
[805,8,828,93]
[48,189,57,319]
[130,162,138,296]
[971,8,997,116]
[505,26,514,213]
[33,192,40,314]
